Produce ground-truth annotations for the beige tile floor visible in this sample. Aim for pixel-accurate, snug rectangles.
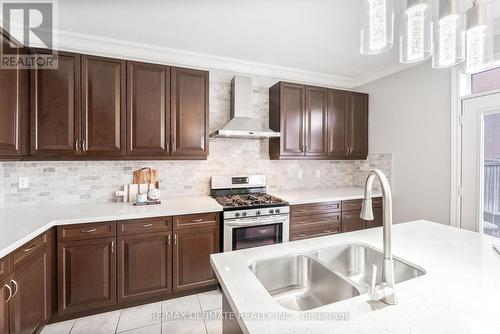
[41,289,223,334]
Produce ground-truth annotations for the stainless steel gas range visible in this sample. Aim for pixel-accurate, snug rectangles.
[211,175,289,252]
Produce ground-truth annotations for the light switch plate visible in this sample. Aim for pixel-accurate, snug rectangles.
[298,169,303,179]
[315,170,321,178]
[18,177,29,189]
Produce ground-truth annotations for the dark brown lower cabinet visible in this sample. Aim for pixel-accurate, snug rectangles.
[0,279,7,334]
[366,207,383,229]
[173,226,219,292]
[341,210,366,233]
[118,232,172,303]
[8,249,50,334]
[57,237,116,315]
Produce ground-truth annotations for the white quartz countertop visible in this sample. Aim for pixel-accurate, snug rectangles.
[0,196,222,258]
[211,221,500,334]
[272,187,381,205]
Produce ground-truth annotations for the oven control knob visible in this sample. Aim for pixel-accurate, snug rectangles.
[275,208,280,214]
[256,210,261,216]
[235,212,240,218]
[242,212,247,217]
[269,209,275,214]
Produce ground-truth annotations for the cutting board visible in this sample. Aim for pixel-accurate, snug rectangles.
[133,168,159,189]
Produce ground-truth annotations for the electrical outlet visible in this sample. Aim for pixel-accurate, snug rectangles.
[315,170,321,178]
[298,169,303,179]
[18,177,29,189]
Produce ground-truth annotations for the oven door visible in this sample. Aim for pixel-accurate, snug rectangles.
[223,215,289,252]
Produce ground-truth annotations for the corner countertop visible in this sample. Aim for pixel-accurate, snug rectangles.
[211,221,500,334]
[0,196,222,258]
[272,187,381,205]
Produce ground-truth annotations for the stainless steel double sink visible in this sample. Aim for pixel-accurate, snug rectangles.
[249,243,425,311]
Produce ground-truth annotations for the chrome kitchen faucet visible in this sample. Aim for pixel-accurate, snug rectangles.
[360,169,397,305]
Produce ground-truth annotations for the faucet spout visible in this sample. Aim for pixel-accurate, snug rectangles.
[361,169,397,305]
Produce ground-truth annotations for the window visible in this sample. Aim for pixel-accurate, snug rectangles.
[471,67,500,94]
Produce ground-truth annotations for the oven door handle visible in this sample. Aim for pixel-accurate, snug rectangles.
[225,219,288,227]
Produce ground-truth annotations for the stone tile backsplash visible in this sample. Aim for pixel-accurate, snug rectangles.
[0,77,392,208]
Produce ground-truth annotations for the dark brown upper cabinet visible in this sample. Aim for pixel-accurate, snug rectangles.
[346,92,368,158]
[30,51,81,156]
[305,86,328,157]
[127,62,170,156]
[327,90,347,158]
[171,67,209,156]
[269,82,305,158]
[82,55,126,157]
[0,31,29,158]
[270,81,368,160]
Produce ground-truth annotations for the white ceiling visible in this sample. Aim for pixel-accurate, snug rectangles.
[56,0,500,87]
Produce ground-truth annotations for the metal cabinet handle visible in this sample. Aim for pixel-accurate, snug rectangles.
[80,228,97,233]
[174,234,177,246]
[142,223,153,227]
[75,140,80,152]
[168,234,171,246]
[299,233,307,237]
[10,280,18,297]
[191,219,204,223]
[82,140,87,152]
[111,240,115,253]
[3,284,12,303]
[23,244,37,252]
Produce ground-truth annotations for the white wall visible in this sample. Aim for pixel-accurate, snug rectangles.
[358,61,451,225]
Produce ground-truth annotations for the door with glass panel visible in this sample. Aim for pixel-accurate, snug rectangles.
[461,92,500,238]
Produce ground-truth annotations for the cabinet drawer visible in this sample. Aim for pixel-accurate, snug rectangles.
[10,232,48,271]
[57,222,116,241]
[291,201,341,216]
[342,199,363,212]
[372,197,382,208]
[118,217,172,236]
[290,224,340,241]
[0,256,9,282]
[173,213,218,230]
[291,213,341,230]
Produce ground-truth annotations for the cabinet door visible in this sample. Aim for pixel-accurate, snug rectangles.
[9,248,50,334]
[127,62,170,156]
[118,232,172,303]
[328,89,347,157]
[0,32,28,157]
[0,280,8,334]
[305,86,328,156]
[170,67,208,156]
[346,92,368,158]
[173,226,219,292]
[82,55,126,157]
[58,238,116,315]
[366,207,383,229]
[30,51,81,156]
[280,83,305,156]
[341,210,366,233]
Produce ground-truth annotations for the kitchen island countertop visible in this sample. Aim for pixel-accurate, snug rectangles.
[211,220,500,334]
[0,196,222,258]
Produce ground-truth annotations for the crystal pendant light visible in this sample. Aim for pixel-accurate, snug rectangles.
[400,0,432,63]
[465,1,493,74]
[360,0,395,55]
[432,0,465,68]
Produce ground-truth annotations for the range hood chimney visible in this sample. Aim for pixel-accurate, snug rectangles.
[210,76,280,139]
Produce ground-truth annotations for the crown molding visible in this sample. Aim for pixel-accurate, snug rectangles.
[352,62,416,88]
[46,29,357,89]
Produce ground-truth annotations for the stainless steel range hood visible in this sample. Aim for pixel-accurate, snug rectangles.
[210,76,280,139]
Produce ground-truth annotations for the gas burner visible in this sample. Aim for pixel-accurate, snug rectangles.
[215,193,287,209]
